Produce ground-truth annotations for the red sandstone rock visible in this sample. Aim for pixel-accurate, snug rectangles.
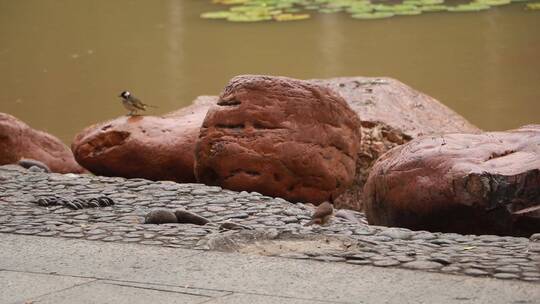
[0,113,85,173]
[72,96,216,182]
[195,75,362,204]
[364,125,540,237]
[311,77,481,210]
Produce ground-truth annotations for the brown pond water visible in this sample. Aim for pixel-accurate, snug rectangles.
[1,0,539,143]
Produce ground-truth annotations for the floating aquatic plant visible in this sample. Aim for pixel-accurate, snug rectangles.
[203,0,539,22]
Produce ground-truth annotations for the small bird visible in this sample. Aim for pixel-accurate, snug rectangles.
[118,91,156,116]
[305,201,334,226]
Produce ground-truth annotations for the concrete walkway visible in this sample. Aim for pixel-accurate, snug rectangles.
[0,234,538,304]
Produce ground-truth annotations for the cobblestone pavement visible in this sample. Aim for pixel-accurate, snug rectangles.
[0,165,539,282]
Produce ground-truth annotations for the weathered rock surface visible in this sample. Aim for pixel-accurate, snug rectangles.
[72,96,216,182]
[195,75,362,205]
[311,77,481,211]
[0,112,85,173]
[364,125,540,237]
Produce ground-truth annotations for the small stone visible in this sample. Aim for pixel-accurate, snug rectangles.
[464,268,488,276]
[354,228,376,236]
[174,210,210,225]
[283,208,303,216]
[395,256,415,263]
[144,209,177,224]
[140,240,164,245]
[430,239,455,245]
[411,233,437,240]
[497,257,530,263]
[60,233,84,238]
[282,217,299,224]
[441,266,461,273]
[36,231,59,237]
[429,256,452,265]
[373,259,400,267]
[379,228,412,240]
[312,256,346,262]
[530,233,540,242]
[278,253,310,259]
[369,236,393,242]
[522,277,540,282]
[191,189,208,196]
[345,252,376,260]
[493,273,519,280]
[528,243,540,253]
[207,206,227,213]
[402,261,443,270]
[14,229,40,235]
[494,267,521,274]
[224,212,249,219]
[101,236,123,242]
[87,234,106,240]
[346,259,372,265]
[64,227,83,233]
[86,229,106,235]
[522,272,540,278]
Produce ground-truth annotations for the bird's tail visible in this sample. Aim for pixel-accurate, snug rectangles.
[145,104,158,109]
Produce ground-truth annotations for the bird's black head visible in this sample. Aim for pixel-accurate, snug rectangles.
[119,91,131,98]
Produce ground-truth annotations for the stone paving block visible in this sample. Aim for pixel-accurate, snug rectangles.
[1,234,538,304]
[0,271,93,303]
[98,280,230,298]
[204,293,336,304]
[30,281,207,304]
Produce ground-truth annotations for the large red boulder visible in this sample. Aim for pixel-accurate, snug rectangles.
[0,113,85,173]
[364,125,540,237]
[195,75,362,204]
[311,77,481,210]
[72,96,216,182]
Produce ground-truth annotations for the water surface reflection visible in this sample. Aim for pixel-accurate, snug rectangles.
[0,0,538,142]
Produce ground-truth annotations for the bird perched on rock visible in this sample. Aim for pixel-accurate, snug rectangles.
[118,91,156,116]
[305,201,334,226]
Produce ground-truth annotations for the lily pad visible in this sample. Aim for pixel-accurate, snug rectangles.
[395,9,423,15]
[351,11,394,19]
[201,11,232,19]
[203,0,537,23]
[227,14,272,21]
[420,4,448,11]
[373,4,419,12]
[273,13,311,21]
[447,3,491,11]
[475,0,511,5]
[319,7,343,13]
[213,0,250,4]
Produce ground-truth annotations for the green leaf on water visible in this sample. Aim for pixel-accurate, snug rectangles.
[447,3,491,11]
[273,13,311,20]
[395,9,423,15]
[201,11,233,19]
[475,0,511,6]
[351,11,395,19]
[420,4,448,11]
[203,0,537,22]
